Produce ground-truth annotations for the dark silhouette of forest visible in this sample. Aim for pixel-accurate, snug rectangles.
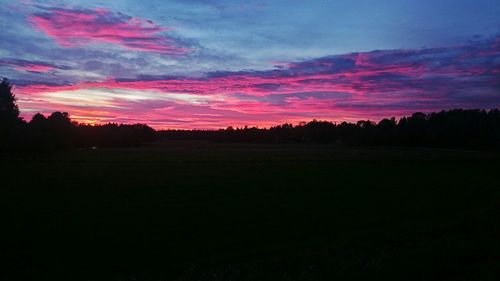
[1,78,500,152]
[161,109,500,148]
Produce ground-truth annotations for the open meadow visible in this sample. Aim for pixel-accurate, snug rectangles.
[1,142,500,280]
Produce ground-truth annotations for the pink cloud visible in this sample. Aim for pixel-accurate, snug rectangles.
[29,7,189,55]
[0,59,56,73]
[14,64,55,72]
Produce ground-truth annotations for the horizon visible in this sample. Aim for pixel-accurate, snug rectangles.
[1,0,500,129]
[13,106,500,131]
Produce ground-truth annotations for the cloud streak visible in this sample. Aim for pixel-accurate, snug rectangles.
[29,7,189,55]
[0,59,59,73]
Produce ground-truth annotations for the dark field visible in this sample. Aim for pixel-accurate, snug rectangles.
[1,142,500,280]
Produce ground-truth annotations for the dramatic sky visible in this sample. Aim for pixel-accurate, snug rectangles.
[1,0,500,128]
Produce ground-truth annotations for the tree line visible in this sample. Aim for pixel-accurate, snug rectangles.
[0,79,156,152]
[2,78,500,151]
[159,109,500,148]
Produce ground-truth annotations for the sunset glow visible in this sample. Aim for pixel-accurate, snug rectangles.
[1,0,500,129]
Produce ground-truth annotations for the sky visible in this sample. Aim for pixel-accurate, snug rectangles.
[1,0,499,129]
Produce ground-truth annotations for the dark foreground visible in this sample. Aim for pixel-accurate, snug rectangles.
[1,142,500,280]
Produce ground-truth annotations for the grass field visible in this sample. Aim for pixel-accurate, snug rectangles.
[1,142,500,280]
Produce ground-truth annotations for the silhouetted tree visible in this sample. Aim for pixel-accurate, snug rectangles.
[45,112,74,149]
[25,113,51,151]
[0,78,23,150]
[30,113,47,125]
[376,118,397,144]
[0,78,20,124]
